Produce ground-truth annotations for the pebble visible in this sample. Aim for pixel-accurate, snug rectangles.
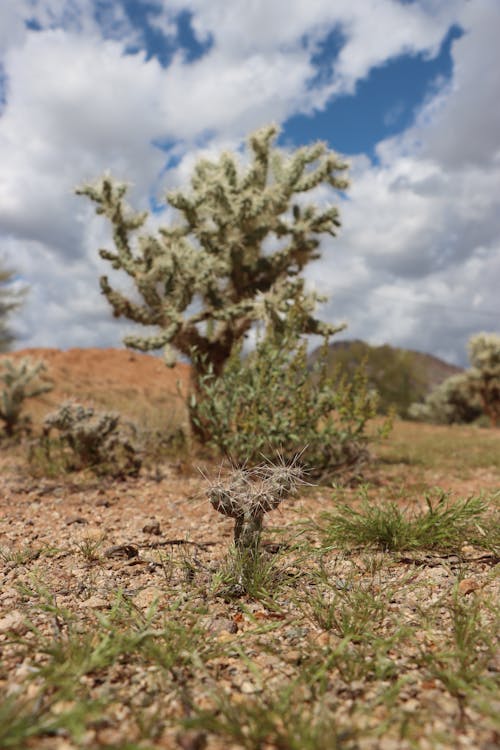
[65,515,88,525]
[0,610,28,635]
[80,595,108,609]
[458,578,480,595]
[104,544,138,559]
[239,679,260,694]
[133,587,164,609]
[142,520,161,535]
[206,617,238,635]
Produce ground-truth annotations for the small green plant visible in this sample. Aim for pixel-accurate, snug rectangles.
[321,489,490,552]
[74,534,106,563]
[302,581,389,639]
[191,323,386,480]
[0,357,52,438]
[0,545,43,566]
[184,682,347,750]
[213,544,290,601]
[417,589,499,720]
[34,401,141,477]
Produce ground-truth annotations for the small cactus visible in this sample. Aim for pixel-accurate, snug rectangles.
[41,401,141,476]
[207,458,304,552]
[0,358,53,437]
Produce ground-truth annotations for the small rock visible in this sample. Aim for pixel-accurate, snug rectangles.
[314,631,332,648]
[403,698,420,713]
[286,649,302,664]
[0,610,28,635]
[142,520,161,535]
[458,578,480,595]
[65,515,88,525]
[487,654,500,673]
[207,617,238,635]
[239,679,260,694]
[176,730,207,750]
[95,498,111,507]
[134,587,164,609]
[104,544,138,559]
[283,626,309,643]
[81,595,108,610]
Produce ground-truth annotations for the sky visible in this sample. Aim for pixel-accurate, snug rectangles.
[0,0,499,367]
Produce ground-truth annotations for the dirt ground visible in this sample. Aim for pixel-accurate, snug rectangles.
[0,348,498,750]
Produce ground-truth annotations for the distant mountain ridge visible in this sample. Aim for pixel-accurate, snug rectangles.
[309,339,462,417]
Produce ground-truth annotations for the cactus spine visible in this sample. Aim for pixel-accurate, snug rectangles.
[0,358,52,436]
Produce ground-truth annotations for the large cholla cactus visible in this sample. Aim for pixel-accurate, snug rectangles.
[0,358,53,437]
[77,124,348,382]
[207,460,304,551]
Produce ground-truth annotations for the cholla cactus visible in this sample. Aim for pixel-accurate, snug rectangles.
[467,333,500,427]
[207,459,304,551]
[408,373,482,425]
[409,332,500,426]
[42,402,141,476]
[77,124,348,388]
[0,264,25,353]
[0,358,53,437]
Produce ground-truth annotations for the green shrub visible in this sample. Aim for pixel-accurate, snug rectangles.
[190,327,388,480]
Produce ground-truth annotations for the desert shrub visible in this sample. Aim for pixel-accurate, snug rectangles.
[31,402,141,477]
[408,372,483,425]
[190,327,388,481]
[0,357,53,438]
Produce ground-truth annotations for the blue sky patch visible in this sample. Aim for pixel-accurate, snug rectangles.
[284,25,463,159]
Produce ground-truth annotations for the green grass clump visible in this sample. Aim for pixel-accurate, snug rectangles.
[212,545,293,602]
[320,490,496,553]
[184,684,349,750]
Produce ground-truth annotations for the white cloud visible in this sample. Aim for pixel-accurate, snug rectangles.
[308,1,500,365]
[0,0,498,367]
[152,0,460,102]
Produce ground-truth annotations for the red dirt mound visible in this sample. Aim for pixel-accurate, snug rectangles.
[0,348,191,427]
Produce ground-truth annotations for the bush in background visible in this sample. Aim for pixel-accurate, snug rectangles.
[31,402,141,477]
[410,332,500,426]
[0,357,53,438]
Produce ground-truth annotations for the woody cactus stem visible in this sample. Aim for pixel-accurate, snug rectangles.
[207,460,304,551]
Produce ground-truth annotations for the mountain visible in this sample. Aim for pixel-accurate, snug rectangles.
[309,339,462,417]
